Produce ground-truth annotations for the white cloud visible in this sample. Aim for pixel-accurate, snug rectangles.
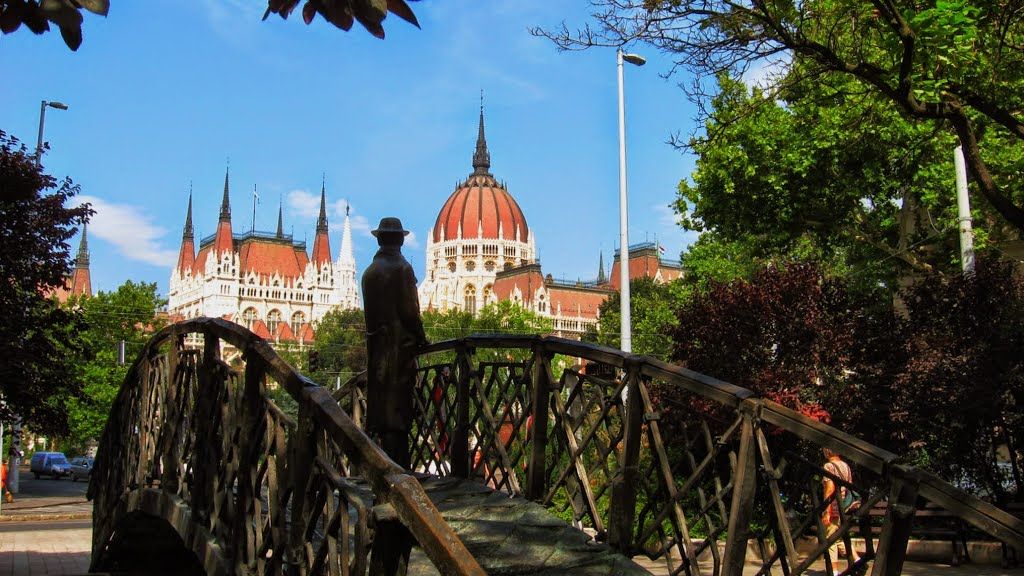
[286,189,320,218]
[741,54,791,92]
[75,196,178,267]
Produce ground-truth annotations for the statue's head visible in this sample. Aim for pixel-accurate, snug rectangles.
[372,217,410,246]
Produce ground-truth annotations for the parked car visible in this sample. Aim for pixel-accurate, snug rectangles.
[69,457,94,482]
[30,452,70,479]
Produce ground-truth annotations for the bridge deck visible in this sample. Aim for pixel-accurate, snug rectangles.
[398,475,650,576]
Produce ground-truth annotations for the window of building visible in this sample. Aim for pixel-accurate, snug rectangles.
[448,262,457,273]
[484,260,496,272]
[291,311,305,335]
[483,283,493,306]
[242,307,258,330]
[268,309,282,331]
[465,260,476,272]
[538,295,547,313]
[464,284,477,315]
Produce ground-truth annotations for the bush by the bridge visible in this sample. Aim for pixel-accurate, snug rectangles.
[658,258,1024,504]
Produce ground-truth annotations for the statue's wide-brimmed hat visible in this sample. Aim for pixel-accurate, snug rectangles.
[372,217,410,237]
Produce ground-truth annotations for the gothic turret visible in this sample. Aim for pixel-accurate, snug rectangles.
[176,191,196,276]
[311,178,332,267]
[213,167,234,256]
[69,223,92,297]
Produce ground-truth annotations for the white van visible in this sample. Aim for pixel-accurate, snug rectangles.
[30,452,70,479]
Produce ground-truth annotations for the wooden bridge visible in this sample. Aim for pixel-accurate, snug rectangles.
[90,317,1024,575]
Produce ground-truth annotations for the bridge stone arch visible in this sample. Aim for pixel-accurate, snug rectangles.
[92,491,205,575]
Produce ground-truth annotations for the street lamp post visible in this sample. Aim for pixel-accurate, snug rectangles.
[617,49,645,354]
[35,100,69,166]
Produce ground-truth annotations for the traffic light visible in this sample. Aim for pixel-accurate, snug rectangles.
[308,349,320,373]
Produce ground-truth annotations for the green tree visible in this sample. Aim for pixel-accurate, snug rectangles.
[676,73,975,290]
[537,0,1024,235]
[310,307,367,385]
[583,277,680,360]
[63,281,166,450]
[0,130,92,435]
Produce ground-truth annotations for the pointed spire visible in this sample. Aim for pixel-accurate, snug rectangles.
[220,166,231,221]
[184,190,194,240]
[597,251,606,284]
[76,223,90,269]
[276,198,284,239]
[472,91,491,175]
[311,176,332,267]
[339,202,355,266]
[317,176,328,233]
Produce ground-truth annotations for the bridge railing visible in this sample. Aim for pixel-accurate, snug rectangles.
[410,334,1024,576]
[90,318,485,576]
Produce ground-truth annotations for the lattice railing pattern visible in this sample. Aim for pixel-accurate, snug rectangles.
[413,335,1024,576]
[90,319,485,576]
[92,321,1024,576]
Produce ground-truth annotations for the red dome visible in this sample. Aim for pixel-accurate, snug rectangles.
[433,174,529,243]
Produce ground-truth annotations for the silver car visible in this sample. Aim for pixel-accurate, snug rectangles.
[69,457,93,482]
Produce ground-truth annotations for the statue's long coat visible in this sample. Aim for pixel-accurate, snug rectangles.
[361,245,428,434]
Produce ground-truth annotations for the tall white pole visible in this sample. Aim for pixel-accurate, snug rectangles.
[954,145,975,274]
[617,49,632,354]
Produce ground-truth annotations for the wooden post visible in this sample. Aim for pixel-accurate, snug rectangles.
[288,400,317,574]
[451,343,472,479]
[723,400,760,575]
[369,503,412,576]
[232,347,265,571]
[871,466,920,576]
[527,343,552,501]
[609,362,642,553]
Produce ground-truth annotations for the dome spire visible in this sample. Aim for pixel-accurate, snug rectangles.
[472,91,491,175]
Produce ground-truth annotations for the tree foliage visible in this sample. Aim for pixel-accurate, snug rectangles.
[676,73,973,287]
[0,0,420,51]
[0,0,108,51]
[0,130,92,434]
[310,307,367,384]
[660,257,1024,500]
[536,0,1024,235]
[583,276,681,360]
[64,281,166,449]
[263,0,421,39]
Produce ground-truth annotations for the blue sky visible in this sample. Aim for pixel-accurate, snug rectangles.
[2,1,699,299]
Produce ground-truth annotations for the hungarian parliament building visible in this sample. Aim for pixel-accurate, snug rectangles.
[163,109,682,343]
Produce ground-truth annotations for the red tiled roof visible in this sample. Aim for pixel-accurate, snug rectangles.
[275,321,295,342]
[297,323,316,344]
[251,319,272,339]
[238,238,306,279]
[311,230,331,267]
[433,174,529,243]
[177,238,195,276]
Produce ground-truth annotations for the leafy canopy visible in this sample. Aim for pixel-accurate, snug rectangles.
[536,0,1024,234]
[0,130,92,433]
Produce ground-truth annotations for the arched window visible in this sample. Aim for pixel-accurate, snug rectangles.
[465,260,476,272]
[267,309,282,331]
[538,295,547,313]
[484,260,496,272]
[291,311,306,335]
[483,283,493,307]
[464,284,477,315]
[242,307,258,330]
[448,262,457,273]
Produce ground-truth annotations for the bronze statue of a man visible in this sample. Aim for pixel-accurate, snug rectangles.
[361,217,428,469]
